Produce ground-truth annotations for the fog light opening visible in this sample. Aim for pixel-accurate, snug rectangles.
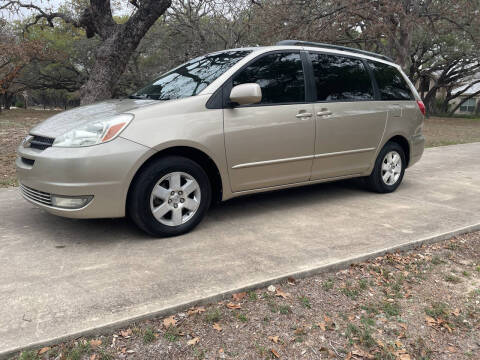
[51,195,93,209]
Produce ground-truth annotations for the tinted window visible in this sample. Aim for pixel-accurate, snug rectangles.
[233,52,305,104]
[367,61,414,101]
[310,53,374,101]
[132,50,251,100]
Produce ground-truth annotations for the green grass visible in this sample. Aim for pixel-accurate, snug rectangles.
[382,302,401,317]
[237,313,248,322]
[279,305,291,315]
[66,342,91,360]
[19,351,39,360]
[322,278,334,291]
[444,274,461,283]
[143,327,156,344]
[164,326,181,342]
[431,256,446,265]
[425,302,450,319]
[299,296,311,309]
[248,290,258,301]
[204,308,221,323]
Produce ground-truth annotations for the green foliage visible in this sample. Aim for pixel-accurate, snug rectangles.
[143,327,156,344]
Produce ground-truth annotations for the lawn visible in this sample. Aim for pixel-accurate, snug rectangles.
[1,109,480,188]
[13,231,480,360]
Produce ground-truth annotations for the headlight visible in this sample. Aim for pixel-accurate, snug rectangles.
[53,114,134,147]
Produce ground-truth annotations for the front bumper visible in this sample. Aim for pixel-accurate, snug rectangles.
[16,136,155,218]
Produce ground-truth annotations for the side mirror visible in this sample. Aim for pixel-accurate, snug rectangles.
[229,83,262,106]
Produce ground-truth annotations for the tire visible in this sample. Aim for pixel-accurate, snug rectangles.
[128,156,211,237]
[365,142,406,193]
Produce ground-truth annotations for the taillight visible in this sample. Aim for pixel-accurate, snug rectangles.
[417,100,426,116]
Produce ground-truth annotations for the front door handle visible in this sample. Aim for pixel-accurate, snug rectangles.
[296,112,313,119]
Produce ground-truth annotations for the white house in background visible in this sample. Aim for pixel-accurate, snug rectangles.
[450,81,480,115]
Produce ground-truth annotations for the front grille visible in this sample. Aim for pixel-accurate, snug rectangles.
[20,184,52,206]
[30,135,54,150]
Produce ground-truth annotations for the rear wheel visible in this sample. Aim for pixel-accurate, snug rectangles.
[365,142,406,193]
[128,156,211,237]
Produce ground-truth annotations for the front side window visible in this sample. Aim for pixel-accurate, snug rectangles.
[367,61,414,101]
[132,50,251,100]
[233,52,305,104]
[310,53,374,102]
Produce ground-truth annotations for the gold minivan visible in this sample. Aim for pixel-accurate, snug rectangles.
[17,41,425,237]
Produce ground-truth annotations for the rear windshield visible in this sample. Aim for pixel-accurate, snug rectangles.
[367,61,414,101]
[131,50,252,100]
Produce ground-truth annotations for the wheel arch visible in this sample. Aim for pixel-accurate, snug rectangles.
[385,135,411,167]
[126,145,224,214]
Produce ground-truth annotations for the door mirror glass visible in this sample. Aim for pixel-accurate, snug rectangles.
[230,83,262,105]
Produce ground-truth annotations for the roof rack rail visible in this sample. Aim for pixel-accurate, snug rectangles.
[276,40,394,62]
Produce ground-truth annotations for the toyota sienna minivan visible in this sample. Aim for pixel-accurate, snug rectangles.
[17,40,425,237]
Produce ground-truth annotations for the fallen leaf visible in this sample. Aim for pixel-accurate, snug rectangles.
[452,308,461,317]
[89,339,102,348]
[268,335,279,343]
[163,315,176,328]
[425,316,436,326]
[317,322,326,331]
[187,306,206,316]
[89,355,97,360]
[187,337,200,345]
[213,323,222,331]
[271,349,280,358]
[275,288,289,299]
[287,277,296,285]
[120,329,132,337]
[398,323,407,330]
[232,292,247,301]
[219,348,224,353]
[398,354,411,360]
[345,352,352,360]
[121,347,127,354]
[443,323,452,333]
[447,346,456,353]
[38,347,50,355]
[226,302,241,309]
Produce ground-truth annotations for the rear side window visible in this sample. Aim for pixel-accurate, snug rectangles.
[309,53,374,102]
[367,61,414,101]
[233,52,305,104]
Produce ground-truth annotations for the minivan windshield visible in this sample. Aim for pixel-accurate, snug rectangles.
[130,50,252,100]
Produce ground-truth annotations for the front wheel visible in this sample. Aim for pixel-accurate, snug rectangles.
[365,142,406,193]
[128,156,211,237]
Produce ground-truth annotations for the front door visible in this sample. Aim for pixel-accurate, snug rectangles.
[224,51,315,192]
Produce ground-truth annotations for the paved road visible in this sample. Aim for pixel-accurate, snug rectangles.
[1,143,480,355]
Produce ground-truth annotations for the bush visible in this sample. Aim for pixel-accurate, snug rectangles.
[15,100,25,108]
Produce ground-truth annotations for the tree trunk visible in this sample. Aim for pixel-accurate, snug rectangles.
[80,37,137,105]
[4,93,13,110]
[79,0,172,105]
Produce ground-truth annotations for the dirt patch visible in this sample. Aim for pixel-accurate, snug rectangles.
[0,109,60,187]
[14,231,480,360]
[424,117,480,147]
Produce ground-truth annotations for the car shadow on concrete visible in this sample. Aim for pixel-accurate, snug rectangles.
[21,177,415,245]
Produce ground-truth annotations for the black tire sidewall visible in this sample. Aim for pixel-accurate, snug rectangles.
[129,156,211,237]
[369,142,406,193]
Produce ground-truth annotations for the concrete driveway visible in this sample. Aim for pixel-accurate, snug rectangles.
[1,142,480,356]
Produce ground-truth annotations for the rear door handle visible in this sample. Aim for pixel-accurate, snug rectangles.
[317,110,332,116]
[296,112,313,119]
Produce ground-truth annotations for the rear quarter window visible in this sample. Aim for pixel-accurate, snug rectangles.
[367,61,414,101]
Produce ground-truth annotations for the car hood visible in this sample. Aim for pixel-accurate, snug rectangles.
[30,99,157,138]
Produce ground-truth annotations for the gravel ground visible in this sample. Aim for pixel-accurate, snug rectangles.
[14,231,480,360]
